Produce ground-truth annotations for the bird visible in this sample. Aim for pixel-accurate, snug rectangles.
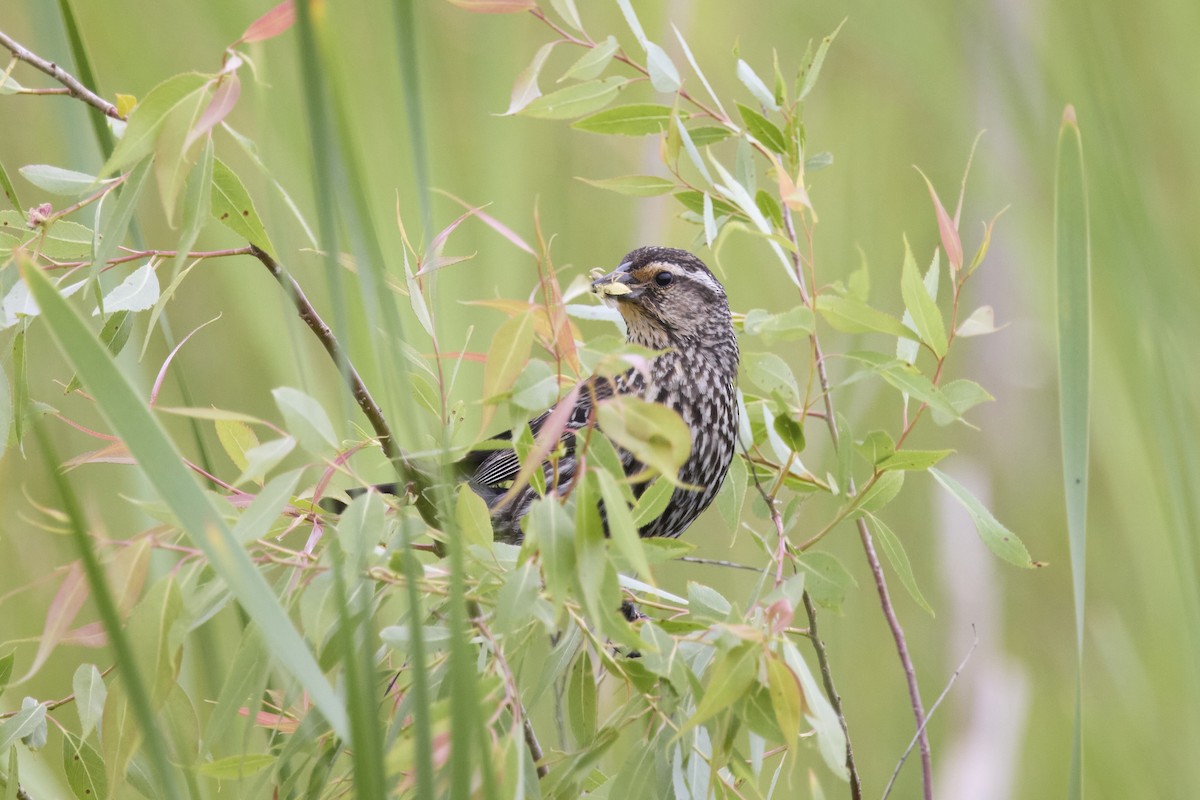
[328,246,740,544]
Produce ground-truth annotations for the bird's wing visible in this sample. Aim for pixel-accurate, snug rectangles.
[465,375,620,490]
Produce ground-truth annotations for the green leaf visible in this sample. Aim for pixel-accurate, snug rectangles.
[741,351,800,403]
[18,165,110,197]
[930,378,995,426]
[900,236,947,357]
[742,306,814,344]
[503,41,558,115]
[210,157,275,257]
[172,137,214,275]
[687,126,733,147]
[521,77,628,119]
[595,468,653,580]
[852,470,904,517]
[102,72,209,175]
[526,495,576,613]
[573,103,672,135]
[930,467,1038,568]
[562,35,618,81]
[687,581,733,622]
[0,363,10,463]
[272,386,338,454]
[797,552,856,611]
[62,731,107,800]
[868,515,933,615]
[231,470,302,545]
[765,654,803,742]
[877,449,952,472]
[716,452,748,528]
[631,477,675,527]
[215,417,258,472]
[456,484,494,549]
[857,429,895,465]
[578,175,676,197]
[196,754,277,779]
[91,157,153,280]
[19,259,347,738]
[567,651,597,746]
[817,294,918,340]
[737,104,787,154]
[772,410,805,453]
[673,190,740,218]
[736,59,779,111]
[798,20,844,100]
[596,395,692,486]
[482,312,535,406]
[93,263,159,315]
[0,156,22,210]
[0,652,12,698]
[153,81,210,223]
[685,644,758,729]
[72,663,106,739]
[126,577,183,708]
[0,702,46,751]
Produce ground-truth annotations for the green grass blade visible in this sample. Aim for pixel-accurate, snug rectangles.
[18,257,349,741]
[31,420,181,797]
[55,0,115,158]
[1055,105,1091,800]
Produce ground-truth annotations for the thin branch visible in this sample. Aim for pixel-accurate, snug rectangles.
[803,592,862,800]
[782,208,934,798]
[882,627,980,799]
[0,28,123,120]
[678,556,760,571]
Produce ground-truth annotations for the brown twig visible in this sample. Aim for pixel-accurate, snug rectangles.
[803,591,862,800]
[0,29,123,120]
[782,208,934,798]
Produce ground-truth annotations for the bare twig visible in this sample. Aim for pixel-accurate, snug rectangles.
[782,208,934,798]
[678,556,759,571]
[803,592,862,800]
[0,28,123,119]
[882,628,980,799]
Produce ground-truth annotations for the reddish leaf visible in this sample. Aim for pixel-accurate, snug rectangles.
[437,190,536,254]
[239,0,296,43]
[18,562,89,684]
[61,622,107,647]
[916,168,963,272]
[186,75,241,150]
[496,381,584,508]
[446,0,535,13]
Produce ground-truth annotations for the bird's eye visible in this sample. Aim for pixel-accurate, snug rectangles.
[654,271,675,287]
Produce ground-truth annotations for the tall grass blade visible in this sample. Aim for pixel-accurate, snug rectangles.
[1055,105,1091,800]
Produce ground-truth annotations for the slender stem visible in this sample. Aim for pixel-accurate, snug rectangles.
[782,208,934,799]
[803,592,862,800]
[0,28,123,119]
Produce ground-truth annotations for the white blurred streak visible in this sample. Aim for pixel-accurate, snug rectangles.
[934,460,1030,800]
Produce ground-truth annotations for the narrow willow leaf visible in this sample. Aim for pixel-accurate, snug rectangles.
[210,157,274,256]
[798,20,844,100]
[19,261,347,737]
[18,165,110,197]
[215,417,258,472]
[852,471,904,516]
[737,104,787,154]
[92,262,159,315]
[153,82,210,222]
[521,77,627,119]
[876,449,952,471]
[900,236,947,357]
[102,73,210,175]
[526,496,576,613]
[817,294,918,341]
[930,467,1038,568]
[687,126,733,146]
[736,59,780,111]
[797,551,856,611]
[572,103,672,135]
[675,117,713,184]
[196,754,277,779]
[703,192,717,247]
[72,664,106,738]
[631,477,674,527]
[503,41,557,116]
[482,312,535,403]
[63,731,107,800]
[930,378,995,426]
[868,515,933,615]
[577,174,675,196]
[780,641,848,778]
[741,352,800,404]
[0,156,22,210]
[567,651,598,745]
[595,468,653,581]
[765,654,803,741]
[644,42,681,92]
[0,702,46,751]
[549,0,584,32]
[685,644,758,729]
[231,470,302,545]
[456,483,494,549]
[671,24,727,116]
[91,157,153,280]
[172,136,214,275]
[742,306,814,344]
[597,395,692,486]
[272,386,338,454]
[561,35,618,81]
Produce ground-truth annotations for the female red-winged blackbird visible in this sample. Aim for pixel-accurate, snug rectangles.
[332,246,739,543]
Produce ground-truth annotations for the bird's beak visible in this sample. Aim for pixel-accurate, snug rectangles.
[590,263,643,301]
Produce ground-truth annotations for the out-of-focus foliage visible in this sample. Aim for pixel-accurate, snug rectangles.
[0,0,1196,799]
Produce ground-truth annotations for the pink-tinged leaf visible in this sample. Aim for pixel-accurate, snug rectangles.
[239,708,301,733]
[64,442,133,470]
[17,562,89,684]
[413,252,475,277]
[446,0,535,13]
[504,41,557,116]
[433,351,488,363]
[496,381,584,509]
[61,622,107,648]
[464,298,537,317]
[763,598,794,634]
[916,167,963,272]
[186,75,241,150]
[954,130,986,227]
[437,190,536,254]
[239,0,296,43]
[150,314,220,406]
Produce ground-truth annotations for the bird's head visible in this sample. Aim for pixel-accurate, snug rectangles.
[590,246,731,347]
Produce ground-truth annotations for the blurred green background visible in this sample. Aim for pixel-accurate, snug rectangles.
[2,0,1198,797]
